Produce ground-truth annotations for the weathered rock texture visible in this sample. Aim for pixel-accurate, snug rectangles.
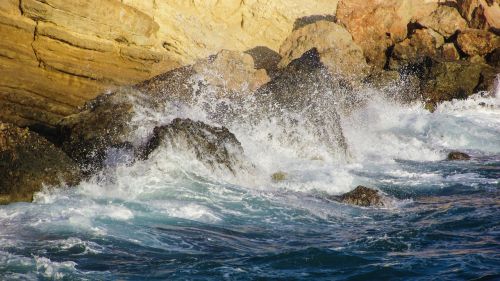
[0,0,338,130]
[0,122,80,204]
[139,118,247,174]
[329,185,384,207]
[278,21,369,80]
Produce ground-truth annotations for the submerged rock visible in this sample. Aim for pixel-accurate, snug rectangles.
[271,171,288,182]
[0,123,80,204]
[447,151,471,161]
[139,118,247,174]
[332,185,384,207]
[456,29,500,56]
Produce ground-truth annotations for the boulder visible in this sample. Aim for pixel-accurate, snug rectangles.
[58,49,269,173]
[0,123,80,204]
[390,28,445,69]
[136,50,269,99]
[278,21,369,81]
[447,151,471,160]
[456,29,500,56]
[336,0,438,68]
[57,88,143,174]
[330,185,384,207]
[423,60,496,105]
[192,50,270,94]
[456,0,500,33]
[255,49,348,157]
[441,43,461,61]
[418,5,468,37]
[138,118,248,174]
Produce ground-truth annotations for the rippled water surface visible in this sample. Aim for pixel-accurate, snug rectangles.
[1,93,499,280]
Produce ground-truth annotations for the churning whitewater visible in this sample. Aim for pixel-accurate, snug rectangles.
[0,80,499,279]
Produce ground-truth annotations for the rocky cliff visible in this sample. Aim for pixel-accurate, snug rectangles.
[1,0,499,133]
[0,0,339,133]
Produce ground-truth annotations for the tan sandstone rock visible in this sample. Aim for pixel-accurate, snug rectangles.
[418,5,468,37]
[457,28,500,56]
[0,0,338,131]
[456,0,500,33]
[390,28,445,69]
[336,0,439,68]
[278,21,369,80]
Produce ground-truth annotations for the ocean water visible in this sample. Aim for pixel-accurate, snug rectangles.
[0,86,499,280]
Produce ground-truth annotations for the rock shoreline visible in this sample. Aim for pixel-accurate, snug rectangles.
[1,1,499,204]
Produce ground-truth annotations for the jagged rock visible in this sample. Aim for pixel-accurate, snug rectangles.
[336,0,438,67]
[423,60,495,105]
[447,151,471,160]
[418,5,468,37]
[330,185,384,207]
[457,29,500,56]
[441,43,461,61]
[57,88,143,173]
[390,28,445,69]
[256,49,348,156]
[136,50,269,100]
[139,118,247,174]
[278,20,369,81]
[456,0,500,33]
[0,123,80,204]
[364,70,422,103]
[192,50,270,94]
[486,47,500,67]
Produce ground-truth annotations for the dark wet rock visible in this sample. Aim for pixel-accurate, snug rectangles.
[0,123,80,204]
[57,88,142,174]
[255,48,349,156]
[422,60,496,106]
[390,28,445,70]
[447,151,471,161]
[331,185,384,207]
[139,118,247,174]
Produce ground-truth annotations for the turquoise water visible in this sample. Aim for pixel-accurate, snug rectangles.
[1,93,499,280]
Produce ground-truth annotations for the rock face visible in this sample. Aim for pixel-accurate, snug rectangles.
[0,123,80,204]
[330,185,384,207]
[0,0,338,130]
[139,118,247,174]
